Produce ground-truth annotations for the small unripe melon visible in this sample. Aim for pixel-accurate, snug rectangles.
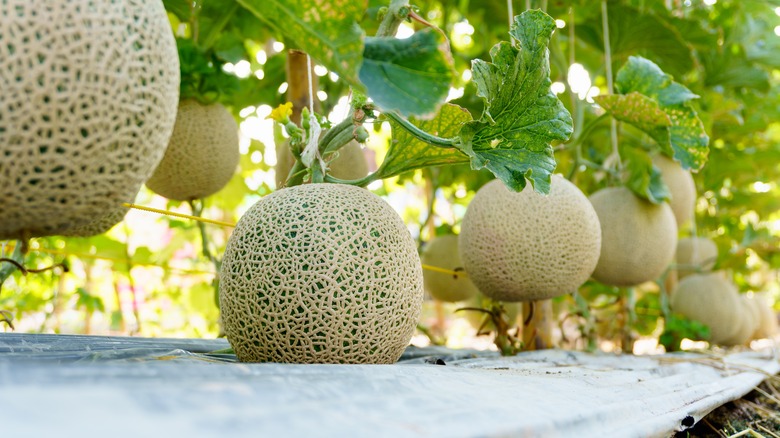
[275,139,369,188]
[421,235,479,302]
[0,0,179,239]
[670,272,742,345]
[146,100,239,201]
[652,155,696,229]
[219,183,424,363]
[459,175,602,302]
[676,237,718,279]
[589,187,677,287]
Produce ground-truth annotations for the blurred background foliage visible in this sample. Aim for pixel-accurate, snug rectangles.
[2,0,780,352]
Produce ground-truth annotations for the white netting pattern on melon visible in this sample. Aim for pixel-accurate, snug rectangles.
[146,100,239,201]
[459,176,602,302]
[0,0,179,239]
[670,272,741,345]
[60,204,129,237]
[219,184,424,364]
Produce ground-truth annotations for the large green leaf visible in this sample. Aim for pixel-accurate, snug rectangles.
[377,104,472,180]
[594,92,671,150]
[360,30,454,118]
[615,56,709,171]
[457,10,572,194]
[238,0,366,87]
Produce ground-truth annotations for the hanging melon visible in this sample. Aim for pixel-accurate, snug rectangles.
[653,154,697,230]
[219,183,423,363]
[0,0,179,239]
[275,139,369,188]
[146,100,240,201]
[459,175,602,302]
[589,187,677,287]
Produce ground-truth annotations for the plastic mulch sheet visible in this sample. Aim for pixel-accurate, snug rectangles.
[1,333,777,437]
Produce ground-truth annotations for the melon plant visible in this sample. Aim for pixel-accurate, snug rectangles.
[146,99,239,201]
[0,0,179,239]
[589,187,678,287]
[670,272,742,345]
[675,237,718,279]
[461,292,520,333]
[276,139,368,189]
[421,235,479,302]
[219,183,423,363]
[459,175,601,302]
[652,154,697,230]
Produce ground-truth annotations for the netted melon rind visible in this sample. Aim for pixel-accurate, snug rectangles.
[670,272,741,345]
[676,237,718,279]
[60,204,130,237]
[275,139,369,188]
[653,155,696,229]
[459,175,602,302]
[219,183,424,364]
[0,0,179,239]
[421,235,479,302]
[590,187,677,287]
[146,100,239,201]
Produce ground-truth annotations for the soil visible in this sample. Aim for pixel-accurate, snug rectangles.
[676,375,780,437]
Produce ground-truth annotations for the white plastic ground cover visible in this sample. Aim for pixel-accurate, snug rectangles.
[0,334,777,437]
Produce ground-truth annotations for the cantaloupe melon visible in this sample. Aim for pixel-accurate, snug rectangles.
[670,272,742,345]
[0,0,179,239]
[275,139,369,188]
[652,154,696,230]
[676,237,718,279]
[459,175,602,302]
[219,183,423,363]
[421,235,479,302]
[61,204,130,237]
[749,292,778,340]
[721,295,758,346]
[589,187,677,287]
[146,100,239,201]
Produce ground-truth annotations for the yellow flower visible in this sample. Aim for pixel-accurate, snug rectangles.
[269,102,293,123]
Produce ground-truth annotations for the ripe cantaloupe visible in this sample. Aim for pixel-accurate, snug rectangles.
[652,155,696,230]
[0,0,179,239]
[146,100,239,201]
[421,235,479,302]
[589,187,677,287]
[275,139,369,188]
[676,237,718,279]
[670,272,742,345]
[219,183,423,363]
[459,175,602,302]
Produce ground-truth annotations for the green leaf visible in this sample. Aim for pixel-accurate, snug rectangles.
[360,30,454,118]
[378,104,472,180]
[237,0,366,87]
[577,3,695,77]
[458,10,573,193]
[615,56,709,171]
[594,92,671,154]
[622,148,671,204]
